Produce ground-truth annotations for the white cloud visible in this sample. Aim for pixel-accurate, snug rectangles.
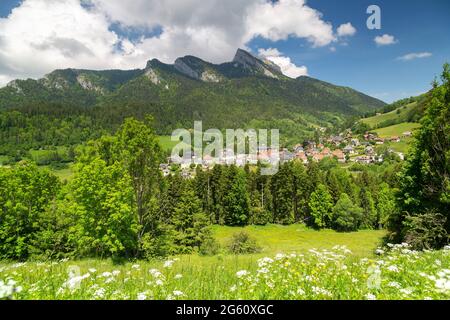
[0,0,337,86]
[374,34,398,46]
[397,52,432,61]
[258,47,308,78]
[0,0,132,85]
[244,0,335,47]
[337,23,356,37]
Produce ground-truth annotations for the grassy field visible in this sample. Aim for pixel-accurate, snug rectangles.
[41,163,75,182]
[212,224,384,257]
[157,135,191,152]
[382,138,413,154]
[361,102,417,128]
[1,227,449,300]
[374,122,421,138]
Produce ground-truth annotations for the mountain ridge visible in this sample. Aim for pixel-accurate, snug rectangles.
[0,48,386,140]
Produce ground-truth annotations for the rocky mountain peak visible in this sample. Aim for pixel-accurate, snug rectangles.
[232,48,282,78]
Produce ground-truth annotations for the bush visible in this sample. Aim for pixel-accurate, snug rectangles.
[227,231,262,255]
[332,193,363,232]
[250,207,272,225]
[140,225,175,259]
[199,237,221,256]
[403,211,449,250]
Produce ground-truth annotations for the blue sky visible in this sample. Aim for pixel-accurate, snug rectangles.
[1,0,449,103]
[248,0,450,102]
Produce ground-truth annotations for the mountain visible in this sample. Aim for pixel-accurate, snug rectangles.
[0,49,385,139]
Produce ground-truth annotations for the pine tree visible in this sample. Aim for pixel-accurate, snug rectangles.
[359,188,377,229]
[270,163,294,224]
[292,161,309,222]
[172,190,211,253]
[223,166,250,226]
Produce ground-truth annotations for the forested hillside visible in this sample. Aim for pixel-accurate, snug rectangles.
[0,49,385,162]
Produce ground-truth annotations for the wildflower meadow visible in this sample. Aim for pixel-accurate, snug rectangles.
[1,244,449,300]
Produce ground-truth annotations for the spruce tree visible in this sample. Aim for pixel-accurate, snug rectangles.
[391,64,450,246]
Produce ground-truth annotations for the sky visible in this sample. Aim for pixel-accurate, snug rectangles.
[0,0,449,103]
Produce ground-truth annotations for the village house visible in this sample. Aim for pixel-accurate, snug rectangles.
[332,149,346,163]
[365,145,375,155]
[280,150,295,163]
[296,151,308,164]
[321,147,332,157]
[343,145,355,155]
[312,153,324,162]
[402,131,413,137]
[293,144,304,153]
[351,138,360,146]
[355,156,373,164]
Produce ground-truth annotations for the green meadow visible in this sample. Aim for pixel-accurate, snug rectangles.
[361,102,418,128]
[2,227,449,300]
[373,122,421,138]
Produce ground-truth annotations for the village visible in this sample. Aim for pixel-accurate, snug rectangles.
[160,129,412,178]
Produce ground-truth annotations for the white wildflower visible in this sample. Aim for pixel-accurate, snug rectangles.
[387,265,399,273]
[366,293,377,300]
[236,270,249,278]
[93,288,106,299]
[137,292,147,300]
[388,281,401,289]
[163,260,175,269]
[173,290,184,297]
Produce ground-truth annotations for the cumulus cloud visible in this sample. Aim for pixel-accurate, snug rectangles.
[374,34,398,46]
[397,52,432,61]
[258,47,308,78]
[0,0,339,86]
[337,23,356,37]
[244,0,335,47]
[0,0,131,85]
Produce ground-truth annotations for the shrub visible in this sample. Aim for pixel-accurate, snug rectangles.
[403,211,449,250]
[332,193,363,232]
[227,231,262,255]
[250,207,272,226]
[140,225,174,259]
[199,237,221,256]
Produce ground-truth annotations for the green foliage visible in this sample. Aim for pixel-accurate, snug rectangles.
[199,237,221,256]
[227,231,262,255]
[309,184,333,228]
[70,159,138,258]
[29,197,77,260]
[250,206,272,226]
[391,64,450,248]
[377,183,397,228]
[270,163,295,224]
[332,193,364,232]
[0,162,60,260]
[223,166,250,226]
[140,225,174,260]
[403,211,449,250]
[359,189,377,229]
[171,190,212,254]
